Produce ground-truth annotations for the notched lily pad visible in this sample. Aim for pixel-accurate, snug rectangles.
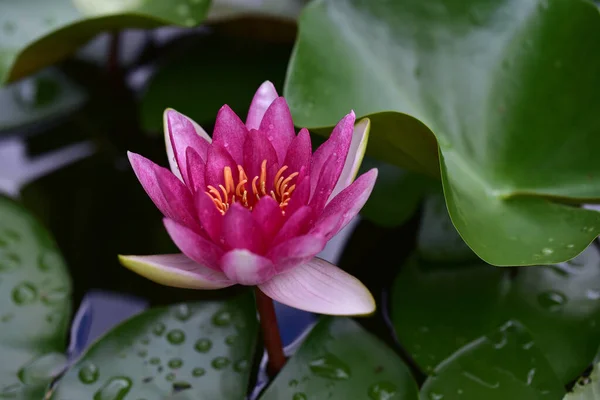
[51,294,258,400]
[0,196,72,398]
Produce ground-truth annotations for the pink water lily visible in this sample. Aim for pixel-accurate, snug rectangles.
[119,82,377,315]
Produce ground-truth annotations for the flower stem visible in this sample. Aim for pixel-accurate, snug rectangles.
[254,288,286,376]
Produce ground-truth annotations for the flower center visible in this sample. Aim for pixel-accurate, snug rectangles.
[206,160,299,216]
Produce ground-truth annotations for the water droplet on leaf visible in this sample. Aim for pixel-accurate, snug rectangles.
[168,358,183,369]
[537,290,567,311]
[152,322,166,336]
[12,282,38,305]
[368,381,397,400]
[192,367,205,377]
[195,338,212,353]
[166,329,185,345]
[211,357,230,370]
[212,310,232,326]
[93,377,132,400]
[308,353,351,380]
[18,352,66,385]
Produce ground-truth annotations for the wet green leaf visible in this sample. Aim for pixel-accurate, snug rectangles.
[260,317,419,400]
[0,196,72,398]
[51,294,258,400]
[421,321,565,400]
[0,0,211,84]
[284,0,600,266]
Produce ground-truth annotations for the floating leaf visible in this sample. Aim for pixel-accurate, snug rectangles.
[260,317,419,400]
[51,294,258,399]
[0,0,211,84]
[420,321,565,400]
[284,0,600,266]
[0,196,72,398]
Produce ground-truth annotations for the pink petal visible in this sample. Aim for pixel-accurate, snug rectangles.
[243,129,279,192]
[309,153,339,216]
[283,128,311,177]
[164,109,211,186]
[128,152,197,229]
[119,254,232,290]
[271,205,313,247]
[163,218,223,270]
[155,166,201,232]
[267,234,327,273]
[204,143,237,189]
[196,191,223,245]
[212,105,247,165]
[246,81,278,130]
[310,111,355,199]
[185,147,206,193]
[284,170,310,216]
[315,169,378,240]
[330,118,370,199]
[252,196,285,239]
[259,257,375,315]
[223,203,266,254]
[259,97,296,164]
[221,249,275,285]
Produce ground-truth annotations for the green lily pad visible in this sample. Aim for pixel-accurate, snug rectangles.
[358,157,430,228]
[420,321,565,400]
[140,35,292,133]
[51,294,258,400]
[392,197,600,382]
[564,363,600,400]
[0,0,211,84]
[0,68,86,133]
[260,317,419,400]
[207,0,305,22]
[0,196,72,398]
[284,0,600,266]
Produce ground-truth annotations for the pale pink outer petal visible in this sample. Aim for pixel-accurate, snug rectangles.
[185,147,206,193]
[314,169,378,240]
[164,218,223,270]
[155,166,200,232]
[259,97,296,164]
[212,105,247,165]
[310,111,355,199]
[259,257,375,315]
[164,109,211,185]
[119,254,232,290]
[221,249,276,285]
[329,118,370,200]
[246,81,279,130]
[267,234,327,273]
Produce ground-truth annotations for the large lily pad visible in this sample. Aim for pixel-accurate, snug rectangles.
[392,196,600,382]
[284,0,600,266]
[0,0,210,84]
[0,196,72,398]
[420,321,565,400]
[51,294,258,400]
[260,317,419,399]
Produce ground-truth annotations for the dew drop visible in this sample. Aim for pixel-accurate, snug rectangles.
[526,368,536,385]
[174,304,192,321]
[537,290,567,312]
[93,376,132,400]
[192,367,206,377]
[166,329,186,345]
[211,357,231,370]
[293,393,307,400]
[462,371,499,389]
[152,322,166,336]
[368,381,397,400]
[212,310,232,326]
[149,357,161,365]
[168,358,183,369]
[225,334,238,346]
[41,287,69,305]
[195,338,212,353]
[173,381,192,392]
[308,353,351,380]
[137,349,147,358]
[541,248,554,256]
[12,282,38,305]
[18,352,66,385]
[0,252,21,271]
[38,252,62,271]
[289,379,299,387]
[428,393,444,400]
[79,363,100,384]
[233,359,248,373]
[165,373,175,382]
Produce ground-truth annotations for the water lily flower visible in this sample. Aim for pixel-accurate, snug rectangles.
[119,82,378,315]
